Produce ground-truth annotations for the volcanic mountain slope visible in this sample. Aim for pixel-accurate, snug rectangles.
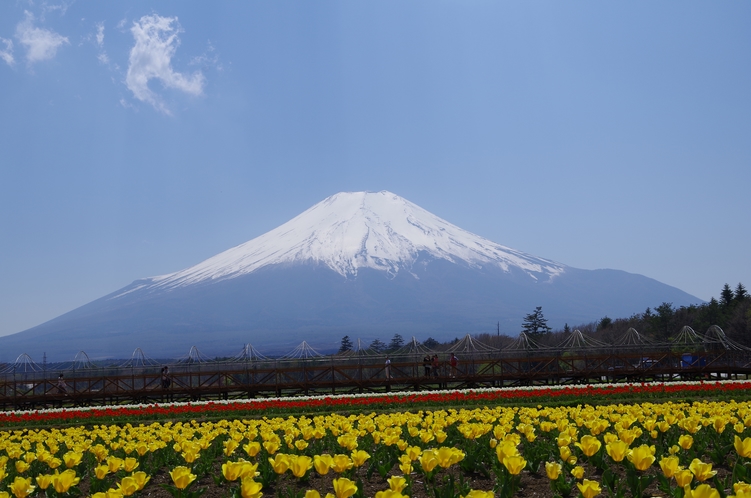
[0,191,701,361]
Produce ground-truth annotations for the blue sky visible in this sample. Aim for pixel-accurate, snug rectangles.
[1,1,749,338]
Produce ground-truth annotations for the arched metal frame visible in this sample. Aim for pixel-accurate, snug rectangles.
[1,326,749,410]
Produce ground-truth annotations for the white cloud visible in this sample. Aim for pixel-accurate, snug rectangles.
[125,14,204,114]
[95,23,105,47]
[94,22,109,64]
[15,11,69,64]
[0,38,14,66]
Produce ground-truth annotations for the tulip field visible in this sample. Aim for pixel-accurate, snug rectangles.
[1,381,751,498]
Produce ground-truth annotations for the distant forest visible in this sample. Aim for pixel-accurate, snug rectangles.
[475,282,750,349]
[351,282,751,353]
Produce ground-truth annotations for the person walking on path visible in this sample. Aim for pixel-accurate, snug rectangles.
[450,353,458,378]
[161,366,171,389]
[423,355,431,377]
[385,357,391,379]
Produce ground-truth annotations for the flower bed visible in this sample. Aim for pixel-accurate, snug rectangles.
[2,380,750,427]
[2,390,751,497]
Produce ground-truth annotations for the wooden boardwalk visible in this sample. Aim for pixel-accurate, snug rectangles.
[2,349,749,411]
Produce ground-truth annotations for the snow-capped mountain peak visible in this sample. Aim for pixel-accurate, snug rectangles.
[147,191,565,289]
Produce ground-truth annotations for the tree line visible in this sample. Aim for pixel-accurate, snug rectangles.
[338,282,750,352]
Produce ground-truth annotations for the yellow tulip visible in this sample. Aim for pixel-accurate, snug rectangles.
[170,466,197,490]
[123,457,139,472]
[546,461,562,480]
[675,469,694,488]
[95,464,110,480]
[497,441,519,462]
[685,484,720,498]
[52,469,81,494]
[571,466,585,480]
[314,454,334,475]
[240,477,263,498]
[224,439,239,456]
[735,436,751,458]
[375,491,408,498]
[405,446,422,461]
[419,450,439,473]
[627,445,656,471]
[263,440,280,455]
[14,461,29,474]
[268,454,290,474]
[181,447,201,464]
[462,491,495,498]
[244,441,261,457]
[605,440,629,462]
[63,451,83,468]
[337,434,359,451]
[420,431,435,444]
[735,483,751,495]
[107,456,124,473]
[679,434,694,450]
[331,454,353,473]
[689,459,717,482]
[35,474,54,490]
[9,476,36,498]
[224,461,248,481]
[94,488,124,498]
[387,476,407,492]
[117,476,139,497]
[48,457,62,469]
[290,455,313,478]
[349,450,370,467]
[660,456,682,479]
[436,447,464,468]
[576,435,602,457]
[559,446,572,461]
[503,455,526,475]
[332,477,358,498]
[131,471,151,490]
[295,440,309,451]
[90,444,109,462]
[577,479,602,498]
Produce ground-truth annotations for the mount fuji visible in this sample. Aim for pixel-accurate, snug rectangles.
[0,191,701,361]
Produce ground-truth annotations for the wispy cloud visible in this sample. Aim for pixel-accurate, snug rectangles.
[15,11,69,65]
[40,1,72,20]
[94,22,109,64]
[0,38,14,66]
[125,14,204,114]
[189,42,221,71]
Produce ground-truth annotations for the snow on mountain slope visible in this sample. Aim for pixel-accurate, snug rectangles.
[142,191,566,291]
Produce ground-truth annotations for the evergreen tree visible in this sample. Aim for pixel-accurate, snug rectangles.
[422,337,440,349]
[521,306,551,336]
[339,335,353,353]
[598,316,612,330]
[369,339,386,352]
[721,284,735,308]
[388,334,405,351]
[652,302,675,339]
[563,323,571,334]
[735,282,748,303]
